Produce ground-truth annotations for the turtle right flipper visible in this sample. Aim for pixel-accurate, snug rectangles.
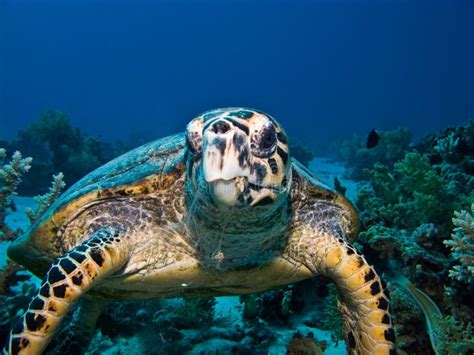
[5,228,129,355]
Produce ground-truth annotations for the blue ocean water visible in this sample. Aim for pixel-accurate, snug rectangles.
[1,1,473,354]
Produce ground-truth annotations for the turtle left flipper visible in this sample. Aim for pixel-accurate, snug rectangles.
[5,228,129,355]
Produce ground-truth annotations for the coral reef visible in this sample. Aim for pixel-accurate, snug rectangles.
[350,120,474,352]
[357,152,455,231]
[26,172,65,224]
[287,331,325,355]
[6,110,126,195]
[444,205,474,285]
[0,149,32,242]
[334,128,412,180]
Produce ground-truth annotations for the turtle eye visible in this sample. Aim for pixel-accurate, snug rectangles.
[252,125,277,158]
[261,129,276,150]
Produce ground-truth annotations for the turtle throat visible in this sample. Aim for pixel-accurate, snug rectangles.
[184,177,290,271]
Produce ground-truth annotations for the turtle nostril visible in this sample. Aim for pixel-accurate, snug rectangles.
[211,121,231,134]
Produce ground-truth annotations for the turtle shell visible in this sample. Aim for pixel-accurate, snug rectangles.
[8,133,187,277]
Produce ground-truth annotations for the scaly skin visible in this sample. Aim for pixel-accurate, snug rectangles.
[5,229,129,354]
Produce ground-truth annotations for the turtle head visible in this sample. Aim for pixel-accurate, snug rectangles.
[185,108,292,210]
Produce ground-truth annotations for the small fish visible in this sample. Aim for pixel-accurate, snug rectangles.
[366,129,380,149]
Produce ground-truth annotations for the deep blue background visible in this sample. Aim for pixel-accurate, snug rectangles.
[1,0,473,146]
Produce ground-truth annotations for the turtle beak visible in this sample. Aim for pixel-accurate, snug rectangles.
[202,120,250,183]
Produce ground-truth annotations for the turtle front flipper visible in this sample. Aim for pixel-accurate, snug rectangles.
[4,228,129,355]
[297,233,395,354]
[45,297,106,355]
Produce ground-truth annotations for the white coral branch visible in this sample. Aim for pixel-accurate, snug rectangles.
[444,204,474,284]
[26,172,66,224]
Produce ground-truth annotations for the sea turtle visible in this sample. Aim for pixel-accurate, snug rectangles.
[4,108,395,354]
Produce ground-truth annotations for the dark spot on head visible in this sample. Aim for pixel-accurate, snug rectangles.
[233,133,245,150]
[48,267,66,284]
[72,272,84,286]
[281,177,288,188]
[268,158,278,174]
[213,137,227,155]
[224,117,249,135]
[364,269,376,282]
[384,328,396,342]
[90,248,105,267]
[70,252,86,264]
[347,247,355,255]
[53,284,68,298]
[211,120,230,134]
[276,130,287,144]
[356,257,364,268]
[229,110,254,119]
[277,147,288,164]
[25,312,46,332]
[59,258,77,274]
[29,297,45,311]
[48,303,57,312]
[253,196,274,207]
[370,281,381,295]
[39,284,50,297]
[382,314,390,324]
[347,331,356,348]
[238,146,249,167]
[378,297,389,310]
[252,162,267,184]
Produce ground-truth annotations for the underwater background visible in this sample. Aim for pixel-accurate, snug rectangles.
[1,0,473,354]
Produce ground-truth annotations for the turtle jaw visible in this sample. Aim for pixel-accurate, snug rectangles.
[209,176,247,207]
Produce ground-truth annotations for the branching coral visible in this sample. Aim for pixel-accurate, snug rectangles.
[357,152,454,231]
[444,205,474,285]
[26,172,65,224]
[0,149,32,242]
